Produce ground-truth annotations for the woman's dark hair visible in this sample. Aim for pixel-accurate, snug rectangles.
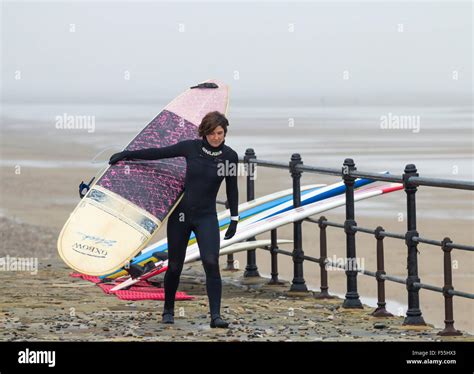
[198,111,229,137]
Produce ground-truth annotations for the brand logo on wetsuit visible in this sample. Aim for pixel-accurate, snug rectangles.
[201,146,223,157]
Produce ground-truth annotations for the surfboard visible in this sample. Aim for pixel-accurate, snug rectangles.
[110,183,403,291]
[102,184,325,279]
[109,239,293,292]
[220,183,403,250]
[58,80,229,276]
[113,183,403,290]
[108,175,380,279]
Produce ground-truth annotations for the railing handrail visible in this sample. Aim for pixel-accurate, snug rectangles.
[304,217,474,252]
[238,156,474,190]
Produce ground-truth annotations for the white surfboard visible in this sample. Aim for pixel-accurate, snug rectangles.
[110,239,293,292]
[109,175,377,279]
[111,183,403,291]
[103,183,325,279]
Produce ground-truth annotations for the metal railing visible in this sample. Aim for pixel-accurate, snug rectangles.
[218,148,473,337]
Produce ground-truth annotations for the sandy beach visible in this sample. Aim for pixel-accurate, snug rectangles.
[0,103,473,340]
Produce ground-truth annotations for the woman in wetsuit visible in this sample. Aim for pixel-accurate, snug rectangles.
[109,111,239,329]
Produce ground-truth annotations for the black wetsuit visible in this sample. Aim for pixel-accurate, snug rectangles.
[118,138,239,319]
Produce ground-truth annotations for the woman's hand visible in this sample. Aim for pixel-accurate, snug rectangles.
[109,151,130,165]
[224,220,238,240]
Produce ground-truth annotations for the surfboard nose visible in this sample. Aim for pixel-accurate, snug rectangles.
[166,80,230,126]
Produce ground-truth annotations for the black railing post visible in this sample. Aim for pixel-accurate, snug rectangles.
[289,153,308,292]
[224,253,236,271]
[438,237,462,336]
[372,226,393,317]
[342,158,363,308]
[314,216,333,299]
[243,148,260,278]
[403,164,426,325]
[268,229,283,285]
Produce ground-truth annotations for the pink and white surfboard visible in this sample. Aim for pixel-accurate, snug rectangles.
[58,80,229,276]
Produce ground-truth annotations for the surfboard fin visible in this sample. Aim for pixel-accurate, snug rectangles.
[126,263,145,279]
[126,261,157,279]
[190,82,218,89]
[143,261,156,273]
[151,252,169,262]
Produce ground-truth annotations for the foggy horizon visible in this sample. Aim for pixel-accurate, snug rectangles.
[2,1,472,106]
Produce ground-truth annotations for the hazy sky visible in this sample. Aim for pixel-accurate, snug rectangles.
[2,1,472,105]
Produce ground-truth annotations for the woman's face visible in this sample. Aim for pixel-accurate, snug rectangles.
[206,125,225,147]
